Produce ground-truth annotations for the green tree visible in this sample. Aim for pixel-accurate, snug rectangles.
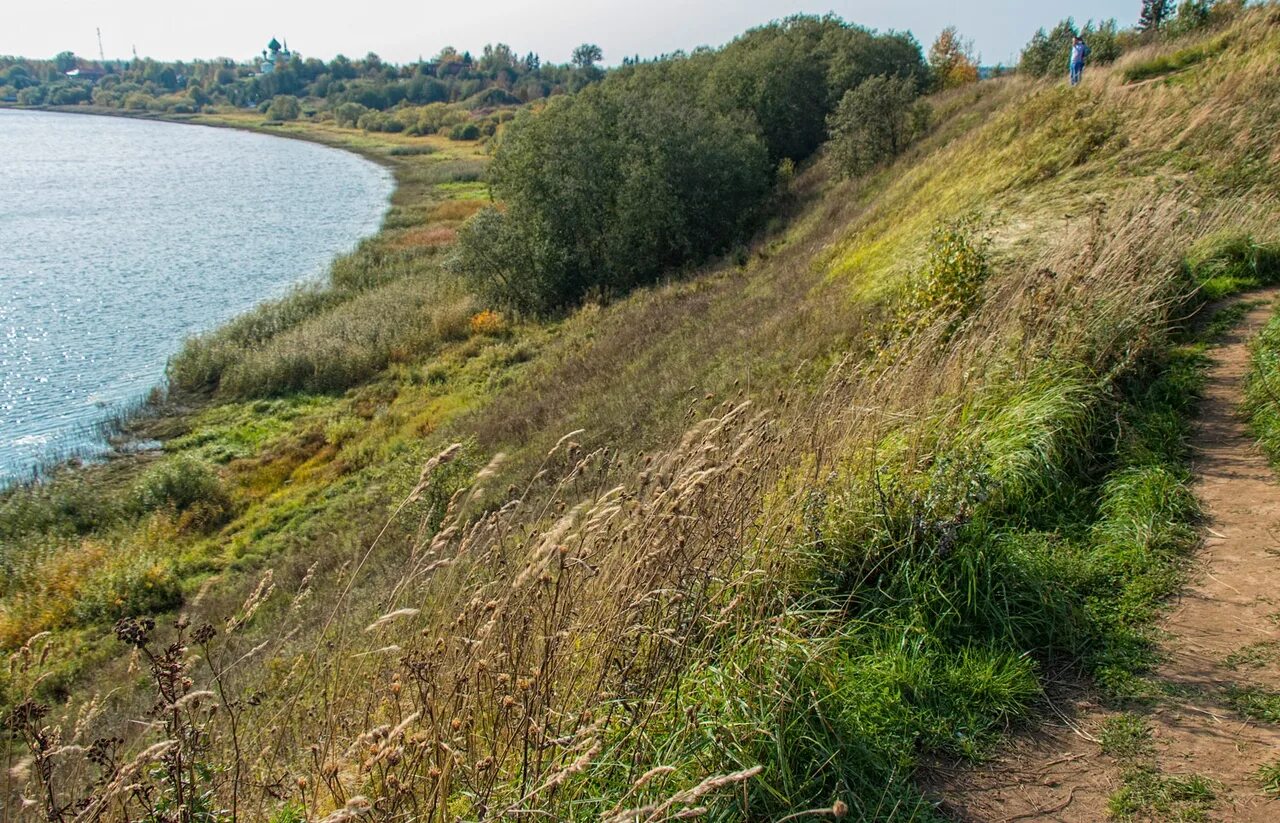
[826,75,928,177]
[53,51,77,73]
[1139,0,1173,32]
[186,83,211,107]
[454,82,769,313]
[1166,1,1212,36]
[1020,19,1120,78]
[571,43,603,69]
[265,94,301,120]
[928,26,979,89]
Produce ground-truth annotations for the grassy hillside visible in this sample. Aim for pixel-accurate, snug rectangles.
[6,5,1280,820]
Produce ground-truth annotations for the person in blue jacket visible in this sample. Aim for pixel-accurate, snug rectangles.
[1070,35,1091,85]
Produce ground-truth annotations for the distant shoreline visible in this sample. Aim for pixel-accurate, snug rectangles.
[0,102,400,171]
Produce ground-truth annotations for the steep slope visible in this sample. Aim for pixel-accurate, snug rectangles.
[6,6,1280,821]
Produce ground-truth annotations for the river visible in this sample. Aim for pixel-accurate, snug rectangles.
[0,109,393,483]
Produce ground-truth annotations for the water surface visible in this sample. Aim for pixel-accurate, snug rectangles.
[0,109,393,483]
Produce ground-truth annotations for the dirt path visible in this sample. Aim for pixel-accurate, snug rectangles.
[933,291,1280,822]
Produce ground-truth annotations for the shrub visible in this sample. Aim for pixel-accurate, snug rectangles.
[123,91,154,110]
[469,309,507,337]
[387,144,435,156]
[132,457,233,527]
[448,122,481,140]
[826,74,929,178]
[72,554,183,624]
[453,84,771,313]
[334,101,368,128]
[899,216,992,329]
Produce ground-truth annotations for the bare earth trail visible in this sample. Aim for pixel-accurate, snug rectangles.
[934,290,1280,822]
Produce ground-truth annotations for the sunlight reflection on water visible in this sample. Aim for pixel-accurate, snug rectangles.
[0,110,393,482]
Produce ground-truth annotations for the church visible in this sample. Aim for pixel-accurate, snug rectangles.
[259,37,292,75]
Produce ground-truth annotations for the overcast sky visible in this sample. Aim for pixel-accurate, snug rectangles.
[4,1,1139,68]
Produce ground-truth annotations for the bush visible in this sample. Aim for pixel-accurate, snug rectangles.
[265,95,301,120]
[899,216,992,330]
[132,457,233,527]
[334,101,368,128]
[448,122,481,140]
[469,309,507,337]
[72,554,183,624]
[387,144,435,156]
[826,75,929,178]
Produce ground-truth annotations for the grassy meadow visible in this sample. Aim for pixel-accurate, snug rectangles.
[6,5,1280,820]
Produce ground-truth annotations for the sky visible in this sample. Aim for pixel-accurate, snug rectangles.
[3,1,1139,68]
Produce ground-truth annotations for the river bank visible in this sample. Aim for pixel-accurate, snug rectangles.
[0,107,496,660]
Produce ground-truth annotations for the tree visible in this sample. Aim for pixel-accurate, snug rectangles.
[928,26,979,90]
[571,43,603,69]
[186,83,211,108]
[826,75,929,177]
[455,82,770,313]
[265,94,300,120]
[479,43,515,73]
[1019,18,1120,78]
[1139,0,1173,32]
[54,51,78,73]
[1166,1,1213,36]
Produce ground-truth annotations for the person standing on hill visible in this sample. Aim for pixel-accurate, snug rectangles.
[1070,35,1090,85]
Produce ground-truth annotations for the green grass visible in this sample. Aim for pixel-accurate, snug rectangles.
[1109,769,1217,822]
[1100,714,1154,760]
[1224,639,1280,670]
[1123,35,1232,84]
[1100,714,1217,822]
[1245,305,1280,468]
[1256,759,1280,796]
[1222,685,1280,724]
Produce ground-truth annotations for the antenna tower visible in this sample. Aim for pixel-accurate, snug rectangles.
[97,28,106,63]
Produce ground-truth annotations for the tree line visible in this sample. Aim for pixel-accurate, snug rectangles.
[0,41,606,113]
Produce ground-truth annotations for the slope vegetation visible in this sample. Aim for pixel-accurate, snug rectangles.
[5,6,1280,821]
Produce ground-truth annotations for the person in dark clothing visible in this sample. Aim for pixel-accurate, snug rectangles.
[1070,35,1090,85]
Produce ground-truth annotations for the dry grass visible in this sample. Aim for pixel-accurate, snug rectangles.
[428,200,486,223]
[392,226,458,250]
